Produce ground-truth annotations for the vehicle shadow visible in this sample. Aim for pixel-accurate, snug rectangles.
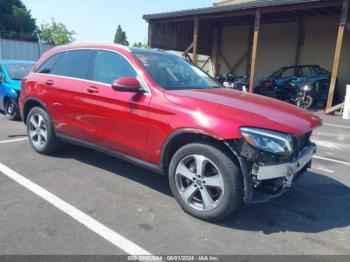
[53,144,350,235]
[53,144,172,197]
[218,171,350,234]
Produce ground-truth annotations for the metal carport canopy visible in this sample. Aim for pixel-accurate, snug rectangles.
[143,0,341,21]
[143,0,348,111]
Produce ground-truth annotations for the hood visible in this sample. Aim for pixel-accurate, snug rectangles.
[6,79,22,91]
[165,88,322,136]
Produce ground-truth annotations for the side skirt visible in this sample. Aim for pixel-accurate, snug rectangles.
[56,133,163,175]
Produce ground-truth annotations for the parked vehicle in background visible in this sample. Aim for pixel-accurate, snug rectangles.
[216,73,250,91]
[255,65,335,109]
[19,44,322,221]
[258,80,314,109]
[0,60,35,120]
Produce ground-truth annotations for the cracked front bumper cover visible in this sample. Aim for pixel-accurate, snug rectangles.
[253,143,317,183]
[248,143,316,204]
[225,140,317,205]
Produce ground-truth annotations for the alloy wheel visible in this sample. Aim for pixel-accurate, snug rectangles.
[175,154,225,212]
[6,102,16,117]
[28,113,48,149]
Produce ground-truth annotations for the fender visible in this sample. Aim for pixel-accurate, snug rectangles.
[224,141,253,205]
[159,128,225,173]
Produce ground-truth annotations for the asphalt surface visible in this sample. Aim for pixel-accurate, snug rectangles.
[0,112,349,255]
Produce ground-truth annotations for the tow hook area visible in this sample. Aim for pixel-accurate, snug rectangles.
[284,173,294,188]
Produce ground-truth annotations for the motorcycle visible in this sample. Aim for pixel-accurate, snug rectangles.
[216,73,250,92]
[294,84,314,109]
[272,81,314,109]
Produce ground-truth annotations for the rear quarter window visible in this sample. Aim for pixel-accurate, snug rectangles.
[36,53,63,74]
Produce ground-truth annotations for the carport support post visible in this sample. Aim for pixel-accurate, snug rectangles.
[295,18,304,66]
[193,16,199,65]
[148,23,154,48]
[249,8,261,93]
[326,0,349,110]
[212,27,221,76]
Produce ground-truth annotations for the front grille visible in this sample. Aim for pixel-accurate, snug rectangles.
[294,131,312,155]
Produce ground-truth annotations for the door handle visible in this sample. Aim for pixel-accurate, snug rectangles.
[85,86,99,94]
[45,80,55,86]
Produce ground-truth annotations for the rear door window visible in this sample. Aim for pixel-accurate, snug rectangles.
[90,50,137,84]
[55,50,93,79]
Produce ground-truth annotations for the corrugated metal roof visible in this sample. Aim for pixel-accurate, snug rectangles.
[143,0,327,21]
[214,0,261,7]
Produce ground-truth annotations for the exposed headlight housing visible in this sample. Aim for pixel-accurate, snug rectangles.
[240,127,293,155]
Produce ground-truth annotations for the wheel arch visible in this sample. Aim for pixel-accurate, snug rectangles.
[160,129,241,176]
[2,96,10,109]
[22,98,48,124]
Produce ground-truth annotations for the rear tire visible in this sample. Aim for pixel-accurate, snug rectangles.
[27,107,61,154]
[169,142,243,221]
[5,100,20,121]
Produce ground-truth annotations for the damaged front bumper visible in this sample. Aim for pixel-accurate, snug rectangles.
[253,143,316,186]
[225,140,317,205]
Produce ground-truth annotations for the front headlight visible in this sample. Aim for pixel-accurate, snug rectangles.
[240,127,293,155]
[302,85,311,92]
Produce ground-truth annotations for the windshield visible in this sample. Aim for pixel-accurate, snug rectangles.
[271,68,283,78]
[134,52,220,90]
[4,63,34,80]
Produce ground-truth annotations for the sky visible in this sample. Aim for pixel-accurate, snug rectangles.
[22,0,214,45]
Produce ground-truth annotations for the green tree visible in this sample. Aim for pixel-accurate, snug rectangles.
[114,25,129,46]
[132,42,149,49]
[39,19,75,45]
[0,0,37,36]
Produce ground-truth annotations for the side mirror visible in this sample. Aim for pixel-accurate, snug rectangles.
[111,78,144,93]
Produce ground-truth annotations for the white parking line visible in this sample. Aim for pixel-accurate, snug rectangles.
[0,162,152,257]
[0,137,28,144]
[313,165,335,174]
[313,156,350,166]
[323,123,350,129]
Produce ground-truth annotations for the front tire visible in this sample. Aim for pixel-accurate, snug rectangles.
[27,107,61,154]
[5,100,20,121]
[297,95,313,109]
[169,142,243,221]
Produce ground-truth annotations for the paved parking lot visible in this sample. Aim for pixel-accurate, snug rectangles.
[0,112,349,255]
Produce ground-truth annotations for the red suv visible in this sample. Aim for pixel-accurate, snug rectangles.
[19,44,322,221]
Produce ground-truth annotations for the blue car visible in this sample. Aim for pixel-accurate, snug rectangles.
[255,65,336,108]
[0,60,35,120]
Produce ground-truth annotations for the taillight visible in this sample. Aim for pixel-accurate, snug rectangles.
[322,80,329,86]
